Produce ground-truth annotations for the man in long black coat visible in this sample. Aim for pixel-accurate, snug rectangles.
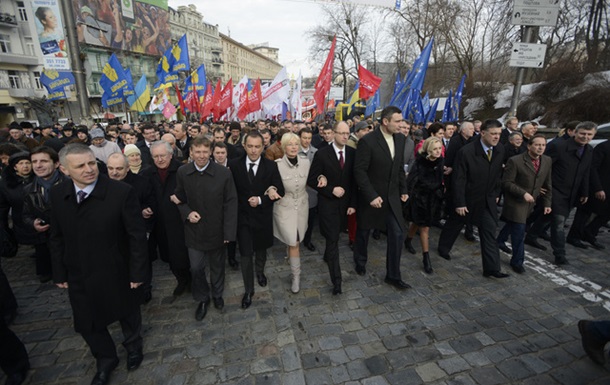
[580,138,610,248]
[353,106,409,289]
[142,141,190,296]
[307,121,357,295]
[526,121,596,264]
[438,119,508,278]
[228,132,284,309]
[174,136,237,321]
[49,144,148,385]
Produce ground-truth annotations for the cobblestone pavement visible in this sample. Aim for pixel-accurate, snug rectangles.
[3,221,610,385]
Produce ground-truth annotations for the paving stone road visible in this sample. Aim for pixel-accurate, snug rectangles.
[2,221,610,385]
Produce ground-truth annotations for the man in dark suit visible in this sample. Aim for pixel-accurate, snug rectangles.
[498,135,552,273]
[438,119,508,278]
[49,144,148,385]
[308,121,357,295]
[500,116,519,145]
[171,123,191,156]
[228,132,284,309]
[174,136,237,321]
[526,121,596,264]
[353,106,409,289]
[135,124,157,166]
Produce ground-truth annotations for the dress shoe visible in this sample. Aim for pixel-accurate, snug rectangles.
[585,238,606,250]
[511,265,525,274]
[305,242,315,251]
[578,320,607,365]
[555,257,569,266]
[498,242,512,254]
[384,277,412,289]
[567,238,588,249]
[483,271,510,278]
[332,284,342,295]
[5,369,28,385]
[422,252,433,274]
[126,349,144,371]
[355,265,366,276]
[241,292,253,309]
[228,257,239,270]
[256,273,267,287]
[437,249,451,260]
[91,360,118,385]
[213,297,224,310]
[372,229,381,240]
[464,231,476,242]
[195,300,210,321]
[539,232,551,241]
[524,238,547,251]
[173,280,188,296]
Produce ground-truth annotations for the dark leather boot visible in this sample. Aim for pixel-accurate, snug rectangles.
[404,237,416,254]
[423,252,433,274]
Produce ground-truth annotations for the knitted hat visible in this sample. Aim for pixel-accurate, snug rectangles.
[8,151,30,168]
[123,144,141,157]
[89,127,105,139]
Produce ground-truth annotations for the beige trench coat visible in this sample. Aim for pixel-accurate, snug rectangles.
[273,155,310,246]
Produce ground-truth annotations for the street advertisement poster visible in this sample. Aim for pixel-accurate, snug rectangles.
[32,0,71,70]
[73,0,170,56]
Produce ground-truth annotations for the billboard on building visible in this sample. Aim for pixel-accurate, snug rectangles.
[73,0,170,56]
[31,0,71,70]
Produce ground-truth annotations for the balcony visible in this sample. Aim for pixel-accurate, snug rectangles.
[0,52,40,66]
[0,13,18,27]
[9,88,36,98]
[211,46,222,54]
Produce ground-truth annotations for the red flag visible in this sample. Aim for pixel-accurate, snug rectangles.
[175,84,186,114]
[211,79,222,118]
[218,78,233,117]
[200,83,213,119]
[358,65,382,100]
[237,91,250,121]
[248,78,262,114]
[184,91,199,114]
[313,36,336,114]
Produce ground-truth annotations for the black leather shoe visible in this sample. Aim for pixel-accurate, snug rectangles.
[511,265,525,274]
[173,280,188,296]
[578,320,606,365]
[241,292,253,309]
[126,349,143,371]
[332,284,342,295]
[256,273,267,287]
[384,277,411,289]
[437,249,451,260]
[91,360,118,385]
[464,231,476,242]
[195,300,210,321]
[355,265,366,276]
[524,238,547,251]
[567,238,588,249]
[305,242,315,251]
[228,258,239,270]
[372,230,381,240]
[586,239,606,250]
[483,271,510,278]
[498,243,512,254]
[555,257,569,266]
[213,297,224,310]
[539,232,551,241]
[5,369,27,385]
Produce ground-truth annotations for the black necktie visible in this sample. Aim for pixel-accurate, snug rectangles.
[77,190,87,204]
[248,162,255,183]
[339,150,344,169]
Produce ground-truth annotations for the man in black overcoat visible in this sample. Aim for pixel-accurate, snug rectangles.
[49,144,148,385]
[353,106,409,289]
[526,121,596,264]
[438,119,509,278]
[174,136,237,321]
[228,132,284,309]
[307,121,357,295]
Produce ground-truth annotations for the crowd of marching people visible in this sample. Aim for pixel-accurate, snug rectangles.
[0,107,606,384]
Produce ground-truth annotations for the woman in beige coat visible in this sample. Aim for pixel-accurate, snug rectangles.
[273,133,310,293]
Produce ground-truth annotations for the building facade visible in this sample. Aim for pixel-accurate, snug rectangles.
[221,33,282,83]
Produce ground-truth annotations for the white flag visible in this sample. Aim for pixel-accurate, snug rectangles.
[291,71,302,121]
[262,67,290,110]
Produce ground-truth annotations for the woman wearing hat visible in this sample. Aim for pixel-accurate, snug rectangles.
[123,144,149,174]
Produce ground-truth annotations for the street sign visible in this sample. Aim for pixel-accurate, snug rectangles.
[512,0,560,27]
[509,42,547,68]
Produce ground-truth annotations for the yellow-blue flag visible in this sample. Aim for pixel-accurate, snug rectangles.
[99,54,128,95]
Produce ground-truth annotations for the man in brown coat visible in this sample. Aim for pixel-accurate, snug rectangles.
[497,134,552,273]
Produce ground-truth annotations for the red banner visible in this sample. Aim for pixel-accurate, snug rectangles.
[200,83,213,119]
[248,78,262,114]
[313,36,336,114]
[358,65,382,100]
[218,78,233,118]
[211,79,222,118]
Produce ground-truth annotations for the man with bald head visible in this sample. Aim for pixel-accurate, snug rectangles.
[161,133,185,163]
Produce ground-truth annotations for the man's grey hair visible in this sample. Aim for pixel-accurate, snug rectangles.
[458,121,473,133]
[575,121,598,131]
[150,140,173,154]
[58,143,94,167]
[107,152,129,167]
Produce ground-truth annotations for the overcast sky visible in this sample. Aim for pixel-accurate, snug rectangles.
[168,0,325,78]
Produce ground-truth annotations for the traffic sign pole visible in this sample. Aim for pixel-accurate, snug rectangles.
[509,27,536,118]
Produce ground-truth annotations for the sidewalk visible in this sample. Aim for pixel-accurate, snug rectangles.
[3,226,610,384]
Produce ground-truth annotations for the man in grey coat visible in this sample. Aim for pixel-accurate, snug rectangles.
[299,127,318,251]
[174,136,238,321]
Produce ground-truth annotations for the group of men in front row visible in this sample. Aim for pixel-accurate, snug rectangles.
[2,106,605,385]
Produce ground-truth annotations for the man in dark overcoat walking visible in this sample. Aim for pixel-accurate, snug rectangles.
[49,144,148,385]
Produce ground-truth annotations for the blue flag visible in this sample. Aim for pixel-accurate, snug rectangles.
[47,88,68,101]
[365,89,380,117]
[40,69,75,92]
[441,90,453,123]
[426,99,439,123]
[412,92,425,124]
[422,92,430,116]
[184,64,206,98]
[100,54,128,95]
[410,38,433,93]
[452,74,466,121]
[101,90,124,108]
[171,34,190,72]
[155,34,189,88]
[123,69,134,97]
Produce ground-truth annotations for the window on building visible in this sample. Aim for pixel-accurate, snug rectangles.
[0,35,11,53]
[17,1,28,21]
[33,71,42,89]
[8,71,21,88]
[25,39,35,56]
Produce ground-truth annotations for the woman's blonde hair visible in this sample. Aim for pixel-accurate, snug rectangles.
[280,132,300,152]
[419,136,442,156]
